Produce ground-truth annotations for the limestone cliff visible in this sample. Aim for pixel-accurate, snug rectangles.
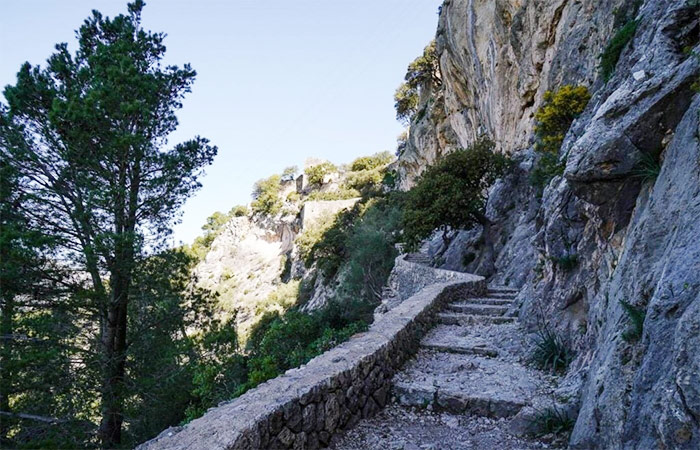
[398,0,700,447]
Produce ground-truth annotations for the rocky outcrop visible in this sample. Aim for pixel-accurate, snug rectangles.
[195,216,295,337]
[396,0,700,447]
[137,278,485,450]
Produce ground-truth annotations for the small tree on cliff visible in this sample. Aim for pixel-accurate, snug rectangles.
[0,1,216,446]
[401,138,509,268]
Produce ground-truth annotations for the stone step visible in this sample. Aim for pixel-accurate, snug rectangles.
[438,313,516,326]
[420,339,498,358]
[445,303,509,316]
[488,286,518,293]
[463,297,514,306]
[486,291,517,299]
[405,255,431,263]
[392,352,542,418]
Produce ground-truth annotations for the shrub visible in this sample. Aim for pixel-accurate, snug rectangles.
[529,407,574,437]
[534,86,591,155]
[632,151,662,183]
[282,166,298,177]
[552,253,579,272]
[305,162,337,186]
[344,168,384,195]
[530,152,565,192]
[620,300,646,342]
[306,187,360,201]
[531,328,574,372]
[600,21,638,81]
[251,174,282,215]
[340,197,402,302]
[230,205,249,217]
[401,138,510,251]
[350,152,394,171]
[531,85,591,190]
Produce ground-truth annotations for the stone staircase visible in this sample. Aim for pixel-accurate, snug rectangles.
[332,286,559,449]
[404,252,432,265]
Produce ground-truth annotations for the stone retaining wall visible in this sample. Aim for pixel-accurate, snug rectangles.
[138,277,485,450]
[387,255,483,305]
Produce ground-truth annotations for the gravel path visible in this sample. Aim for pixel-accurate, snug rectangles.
[330,405,561,450]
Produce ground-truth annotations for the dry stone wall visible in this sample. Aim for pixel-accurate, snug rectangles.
[138,277,485,450]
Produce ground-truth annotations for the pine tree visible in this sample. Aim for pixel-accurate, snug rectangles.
[0,2,216,445]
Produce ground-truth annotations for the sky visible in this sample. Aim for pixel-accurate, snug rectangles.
[0,0,442,245]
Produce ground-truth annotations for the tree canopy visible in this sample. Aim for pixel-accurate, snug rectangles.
[401,138,510,251]
[0,1,216,446]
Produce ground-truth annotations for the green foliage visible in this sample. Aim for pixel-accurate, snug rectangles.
[529,407,574,437]
[305,187,361,201]
[531,329,574,373]
[620,300,646,342]
[394,41,440,124]
[382,170,398,188]
[632,151,662,182]
[401,138,510,251]
[534,86,591,155]
[230,205,249,217]
[394,83,419,124]
[530,152,566,192]
[552,253,579,272]
[343,168,384,195]
[251,174,283,215]
[300,208,359,277]
[531,85,591,190]
[600,21,639,81]
[350,152,394,171]
[1,1,216,446]
[282,166,299,177]
[305,162,338,186]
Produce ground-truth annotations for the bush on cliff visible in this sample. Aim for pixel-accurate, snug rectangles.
[251,174,283,215]
[401,138,510,252]
[305,161,338,186]
[394,40,441,124]
[530,85,591,190]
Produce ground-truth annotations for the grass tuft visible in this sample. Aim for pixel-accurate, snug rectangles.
[632,152,662,183]
[529,406,575,437]
[531,328,574,372]
[600,21,638,81]
[620,300,646,342]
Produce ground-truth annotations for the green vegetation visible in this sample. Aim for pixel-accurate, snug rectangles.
[600,21,639,81]
[350,151,394,171]
[401,138,510,251]
[187,206,249,260]
[531,85,591,190]
[0,2,218,446]
[632,151,662,183]
[394,41,441,124]
[251,174,283,215]
[552,253,579,272]
[620,300,646,342]
[306,187,361,201]
[529,407,574,437]
[531,328,574,372]
[305,161,338,186]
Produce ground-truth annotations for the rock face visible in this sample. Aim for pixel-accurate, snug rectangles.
[397,0,700,447]
[195,197,364,339]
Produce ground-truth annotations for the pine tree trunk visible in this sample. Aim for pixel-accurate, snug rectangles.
[99,273,129,447]
[0,292,13,443]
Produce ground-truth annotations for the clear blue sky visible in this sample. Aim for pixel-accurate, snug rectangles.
[1,0,441,245]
